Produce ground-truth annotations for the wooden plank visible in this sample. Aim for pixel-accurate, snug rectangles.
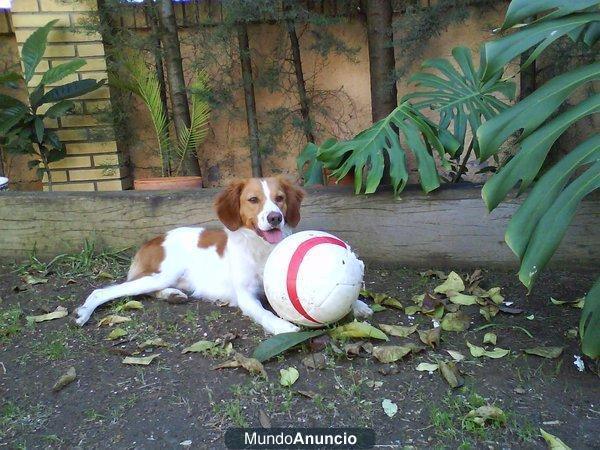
[0,185,598,267]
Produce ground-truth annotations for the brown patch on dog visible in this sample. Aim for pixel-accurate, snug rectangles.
[127,235,165,281]
[198,229,228,256]
[214,180,245,231]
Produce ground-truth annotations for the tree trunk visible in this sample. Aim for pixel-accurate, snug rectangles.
[286,16,315,144]
[237,23,262,177]
[519,52,536,101]
[365,0,397,122]
[145,0,171,176]
[158,0,201,177]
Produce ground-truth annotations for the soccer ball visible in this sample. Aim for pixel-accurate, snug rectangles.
[263,230,364,328]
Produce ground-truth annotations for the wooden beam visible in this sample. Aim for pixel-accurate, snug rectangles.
[0,185,598,268]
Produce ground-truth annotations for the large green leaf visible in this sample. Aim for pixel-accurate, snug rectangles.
[252,330,327,362]
[40,59,86,86]
[580,277,600,358]
[505,136,600,260]
[44,100,75,119]
[21,20,58,84]
[0,93,28,110]
[39,79,105,104]
[0,105,29,135]
[482,94,600,211]
[518,162,600,288]
[482,13,600,80]
[175,71,211,176]
[297,142,325,186]
[478,63,600,159]
[501,0,600,30]
[404,46,514,158]
[317,102,456,195]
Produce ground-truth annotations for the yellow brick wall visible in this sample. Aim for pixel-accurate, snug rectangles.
[10,0,129,192]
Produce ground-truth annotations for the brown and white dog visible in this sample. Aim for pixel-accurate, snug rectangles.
[74,176,372,334]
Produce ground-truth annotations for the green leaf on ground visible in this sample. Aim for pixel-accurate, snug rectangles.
[416,362,438,373]
[524,346,564,359]
[370,304,387,313]
[378,323,418,337]
[540,428,572,450]
[52,366,76,392]
[382,399,398,418]
[252,329,327,362]
[434,271,465,294]
[448,293,479,306]
[418,327,441,348]
[483,332,497,345]
[182,340,217,354]
[106,327,127,340]
[26,306,68,323]
[123,354,159,365]
[122,300,144,310]
[441,312,471,332]
[446,350,466,362]
[97,315,131,327]
[466,405,506,426]
[405,305,422,315]
[372,345,413,363]
[439,361,464,388]
[330,321,388,341]
[279,367,299,387]
[467,341,510,359]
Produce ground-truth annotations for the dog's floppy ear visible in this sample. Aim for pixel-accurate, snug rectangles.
[278,176,305,228]
[215,180,245,231]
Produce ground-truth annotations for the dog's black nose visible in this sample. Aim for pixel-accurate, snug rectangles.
[267,211,283,227]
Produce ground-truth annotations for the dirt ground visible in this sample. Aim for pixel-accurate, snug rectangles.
[0,248,598,449]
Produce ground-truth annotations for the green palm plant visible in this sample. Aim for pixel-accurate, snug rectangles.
[402,46,516,181]
[313,102,459,196]
[0,20,105,190]
[114,57,210,177]
[476,0,600,357]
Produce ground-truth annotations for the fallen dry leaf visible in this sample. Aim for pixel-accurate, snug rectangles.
[296,390,318,399]
[434,271,465,294]
[279,367,299,387]
[540,428,572,450]
[446,350,466,362]
[372,345,413,363]
[483,332,497,345]
[213,353,267,378]
[448,293,478,306]
[479,304,500,322]
[404,305,422,316]
[302,353,327,369]
[26,306,68,323]
[139,338,168,349]
[382,399,397,418]
[418,327,441,349]
[378,323,418,338]
[106,327,128,340]
[22,274,48,285]
[415,362,438,373]
[97,315,131,327]
[329,321,388,341]
[466,405,506,426]
[439,361,464,388]
[122,354,159,365]
[259,410,271,428]
[121,300,143,311]
[52,367,76,392]
[524,346,564,359]
[441,312,471,332]
[467,341,510,359]
[182,340,217,354]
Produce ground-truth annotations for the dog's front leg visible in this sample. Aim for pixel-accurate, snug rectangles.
[235,289,299,335]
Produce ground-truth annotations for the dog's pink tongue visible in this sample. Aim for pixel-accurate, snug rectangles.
[263,228,283,244]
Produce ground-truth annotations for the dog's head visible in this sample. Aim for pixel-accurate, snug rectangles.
[215,176,305,244]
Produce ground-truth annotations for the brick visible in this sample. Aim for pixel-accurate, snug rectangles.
[46,181,96,191]
[37,100,82,115]
[56,128,88,141]
[39,0,97,12]
[42,170,68,183]
[16,28,101,43]
[66,141,117,154]
[43,44,76,57]
[48,155,91,169]
[76,43,105,57]
[80,71,108,82]
[11,0,39,12]
[36,60,50,72]
[11,12,70,28]
[93,154,120,166]
[78,86,110,100]
[60,114,100,127]
[96,179,129,191]
[27,74,42,86]
[80,58,107,71]
[84,100,111,114]
[68,167,126,181]
[43,117,59,128]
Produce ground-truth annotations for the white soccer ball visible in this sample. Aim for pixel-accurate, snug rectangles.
[263,230,364,328]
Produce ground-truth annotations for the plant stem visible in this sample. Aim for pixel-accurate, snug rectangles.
[453,138,474,183]
[39,145,53,192]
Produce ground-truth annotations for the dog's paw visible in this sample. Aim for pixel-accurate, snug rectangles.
[73,306,91,326]
[352,300,373,318]
[267,320,300,335]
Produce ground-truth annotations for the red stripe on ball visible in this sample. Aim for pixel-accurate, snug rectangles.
[286,236,347,324]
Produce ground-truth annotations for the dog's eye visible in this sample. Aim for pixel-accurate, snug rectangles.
[275,195,284,203]
[248,197,259,204]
